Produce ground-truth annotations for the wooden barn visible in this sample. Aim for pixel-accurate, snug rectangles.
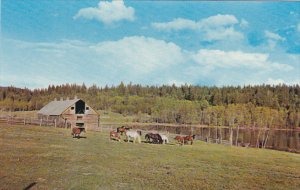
[37,97,100,130]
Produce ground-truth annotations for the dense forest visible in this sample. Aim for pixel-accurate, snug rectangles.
[0,83,299,129]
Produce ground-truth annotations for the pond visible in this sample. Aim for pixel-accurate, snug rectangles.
[126,124,300,153]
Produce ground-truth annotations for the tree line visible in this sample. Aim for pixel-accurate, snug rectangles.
[0,83,299,129]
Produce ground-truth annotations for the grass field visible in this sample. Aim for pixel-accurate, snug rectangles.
[98,110,136,123]
[1,125,300,190]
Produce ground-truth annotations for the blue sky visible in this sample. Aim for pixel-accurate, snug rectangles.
[1,0,299,89]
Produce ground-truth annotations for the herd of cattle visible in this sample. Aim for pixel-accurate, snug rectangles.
[109,126,196,145]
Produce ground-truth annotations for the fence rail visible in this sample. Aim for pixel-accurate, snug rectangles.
[0,116,57,127]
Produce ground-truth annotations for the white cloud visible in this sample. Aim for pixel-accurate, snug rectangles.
[199,14,239,29]
[152,14,239,31]
[297,23,300,32]
[240,19,249,28]
[151,18,197,31]
[266,78,285,85]
[200,15,243,41]
[1,37,297,88]
[264,30,286,50]
[189,49,296,86]
[73,1,135,24]
[90,36,184,72]
[192,49,292,71]
[167,80,188,86]
[151,14,244,41]
[1,37,185,87]
[265,31,285,41]
[266,78,300,86]
[203,27,244,42]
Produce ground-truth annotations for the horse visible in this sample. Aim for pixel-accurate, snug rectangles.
[117,126,131,135]
[136,130,142,136]
[110,131,121,142]
[174,136,185,145]
[71,127,85,138]
[145,133,163,144]
[125,130,141,143]
[174,135,196,145]
[160,134,169,144]
[184,135,196,145]
[145,133,151,142]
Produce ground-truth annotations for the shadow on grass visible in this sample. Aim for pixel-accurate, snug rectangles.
[110,138,121,142]
[23,182,37,190]
[119,139,183,146]
[123,139,134,143]
[72,136,87,139]
[141,140,178,146]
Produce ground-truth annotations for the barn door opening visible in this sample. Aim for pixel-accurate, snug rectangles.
[75,100,85,114]
[76,122,84,128]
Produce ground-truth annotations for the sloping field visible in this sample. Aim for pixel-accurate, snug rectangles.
[0,125,300,190]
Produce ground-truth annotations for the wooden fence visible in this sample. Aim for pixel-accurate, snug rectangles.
[0,116,57,127]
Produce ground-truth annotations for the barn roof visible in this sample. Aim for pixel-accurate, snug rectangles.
[38,99,80,116]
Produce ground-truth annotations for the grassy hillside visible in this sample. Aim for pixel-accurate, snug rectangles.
[0,125,300,189]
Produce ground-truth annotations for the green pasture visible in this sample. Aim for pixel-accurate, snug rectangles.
[0,125,300,190]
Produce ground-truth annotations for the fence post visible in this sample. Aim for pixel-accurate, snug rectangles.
[54,119,56,128]
[215,126,218,143]
[40,119,42,126]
